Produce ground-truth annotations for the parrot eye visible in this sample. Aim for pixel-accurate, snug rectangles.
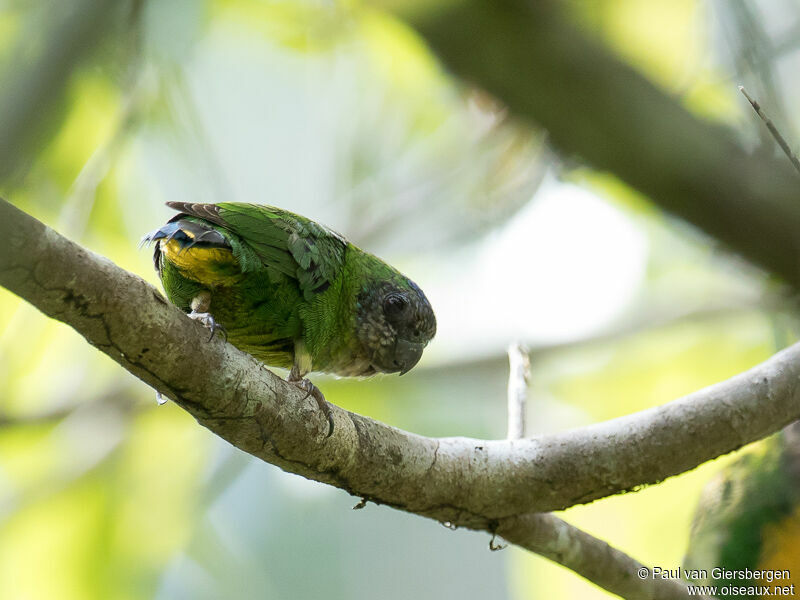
[383,294,408,320]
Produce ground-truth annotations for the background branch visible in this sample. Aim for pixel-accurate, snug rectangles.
[406,0,800,289]
[499,514,697,600]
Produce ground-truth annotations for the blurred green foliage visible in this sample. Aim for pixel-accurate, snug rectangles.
[1,1,798,599]
[684,423,800,597]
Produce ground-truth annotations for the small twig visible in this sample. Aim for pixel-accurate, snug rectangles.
[492,344,528,551]
[739,86,800,176]
[507,342,530,439]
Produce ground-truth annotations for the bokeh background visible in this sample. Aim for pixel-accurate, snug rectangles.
[1,0,799,598]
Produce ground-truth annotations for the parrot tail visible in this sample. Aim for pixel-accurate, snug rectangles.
[141,220,234,276]
[141,220,229,251]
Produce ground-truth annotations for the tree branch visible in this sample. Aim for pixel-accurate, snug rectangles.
[406,0,800,289]
[4,199,791,598]
[498,514,694,599]
[2,197,799,517]
[500,345,693,598]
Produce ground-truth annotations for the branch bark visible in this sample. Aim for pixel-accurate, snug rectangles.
[406,0,800,289]
[499,514,692,599]
[0,199,789,597]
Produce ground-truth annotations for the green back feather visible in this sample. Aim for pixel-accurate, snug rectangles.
[172,202,347,301]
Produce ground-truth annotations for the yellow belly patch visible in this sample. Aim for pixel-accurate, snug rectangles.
[161,239,240,285]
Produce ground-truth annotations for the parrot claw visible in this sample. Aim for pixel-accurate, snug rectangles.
[287,371,334,438]
[187,310,227,342]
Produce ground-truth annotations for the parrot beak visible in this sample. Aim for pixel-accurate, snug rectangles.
[395,338,425,375]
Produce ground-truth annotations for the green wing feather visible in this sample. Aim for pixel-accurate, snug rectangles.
[165,202,347,300]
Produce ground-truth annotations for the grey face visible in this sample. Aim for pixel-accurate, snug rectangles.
[357,281,436,375]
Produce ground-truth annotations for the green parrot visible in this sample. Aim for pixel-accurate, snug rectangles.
[683,422,800,598]
[143,202,436,432]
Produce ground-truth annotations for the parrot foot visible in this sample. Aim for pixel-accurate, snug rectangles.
[288,369,334,438]
[187,310,227,342]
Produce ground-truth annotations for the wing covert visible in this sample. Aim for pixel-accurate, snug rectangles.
[165,202,346,299]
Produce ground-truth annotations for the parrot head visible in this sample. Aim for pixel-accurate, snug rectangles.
[356,279,436,376]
